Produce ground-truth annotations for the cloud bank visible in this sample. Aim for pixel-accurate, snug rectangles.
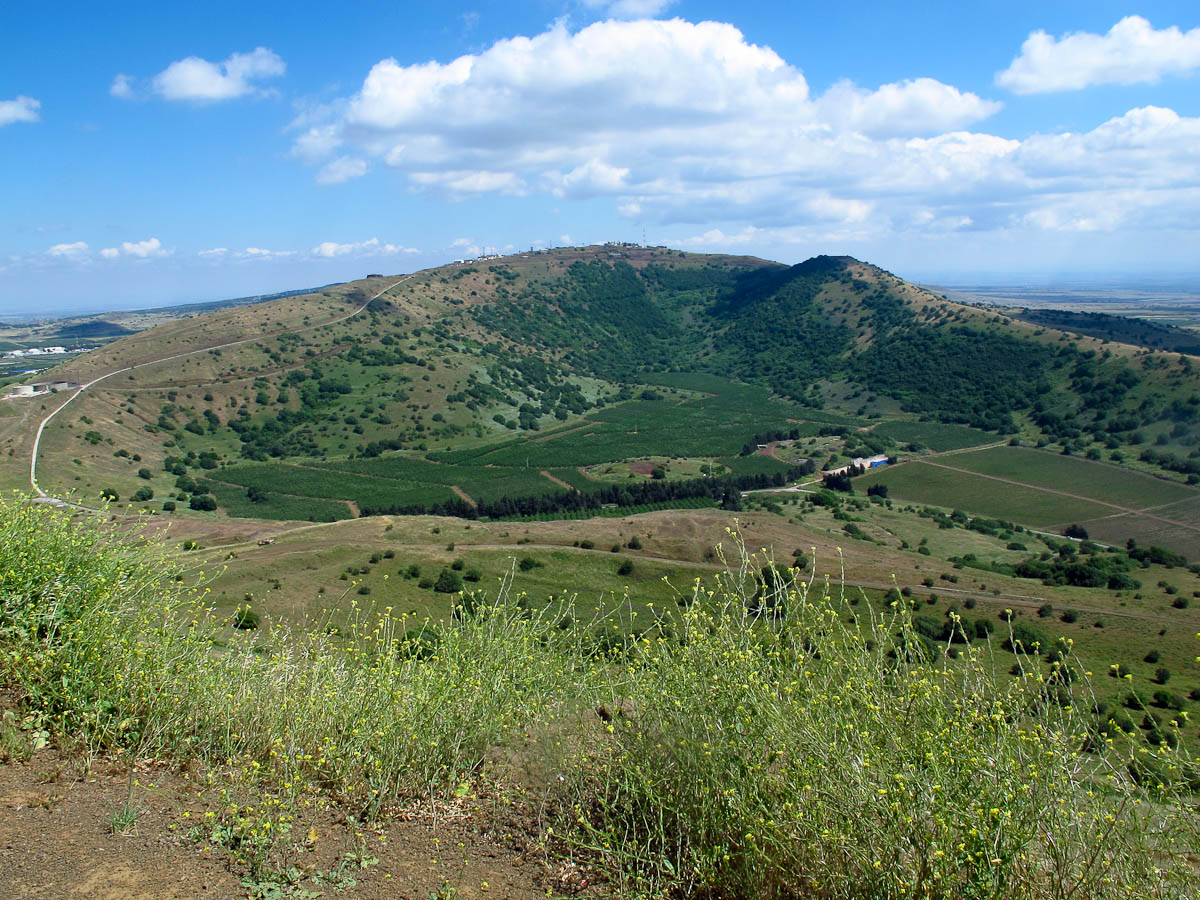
[288,17,1200,243]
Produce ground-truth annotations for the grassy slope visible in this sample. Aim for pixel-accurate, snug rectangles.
[3,499,1197,898]
[10,244,1200,729]
[19,246,1200,506]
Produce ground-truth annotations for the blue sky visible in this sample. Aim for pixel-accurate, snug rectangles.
[2,1,1199,314]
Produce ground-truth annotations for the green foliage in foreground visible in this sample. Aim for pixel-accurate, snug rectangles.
[1,499,1197,898]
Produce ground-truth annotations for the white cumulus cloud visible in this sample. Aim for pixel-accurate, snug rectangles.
[120,237,169,258]
[284,17,1200,244]
[312,238,419,258]
[46,241,88,259]
[152,47,285,102]
[0,95,41,127]
[291,18,999,220]
[816,78,1000,138]
[997,16,1200,94]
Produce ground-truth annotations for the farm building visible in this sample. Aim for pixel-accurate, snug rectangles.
[4,380,80,399]
[824,454,890,478]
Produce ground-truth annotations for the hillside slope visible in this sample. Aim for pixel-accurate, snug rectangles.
[7,244,1198,524]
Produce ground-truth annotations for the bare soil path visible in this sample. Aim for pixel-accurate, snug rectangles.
[539,470,576,492]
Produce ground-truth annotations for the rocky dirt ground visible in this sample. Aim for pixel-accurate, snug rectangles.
[0,746,586,900]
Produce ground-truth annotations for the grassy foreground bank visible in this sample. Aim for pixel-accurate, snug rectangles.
[1,499,1197,898]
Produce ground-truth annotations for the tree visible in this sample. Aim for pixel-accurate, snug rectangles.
[131,486,154,502]
[823,471,854,492]
[433,568,463,593]
[617,560,634,576]
[99,488,119,502]
[246,485,269,504]
[189,494,217,511]
[866,483,888,498]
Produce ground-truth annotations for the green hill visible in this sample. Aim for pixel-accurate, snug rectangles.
[10,244,1200,543]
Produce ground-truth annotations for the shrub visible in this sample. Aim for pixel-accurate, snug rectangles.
[1152,690,1184,711]
[232,606,260,630]
[189,494,217,512]
[131,487,154,502]
[99,488,119,502]
[1003,622,1046,654]
[518,556,542,572]
[617,560,634,576]
[162,501,176,512]
[433,569,463,593]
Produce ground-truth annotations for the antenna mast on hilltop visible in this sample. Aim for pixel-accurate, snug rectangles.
[642,227,646,248]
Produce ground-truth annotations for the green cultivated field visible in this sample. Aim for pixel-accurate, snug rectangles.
[871,421,998,451]
[209,481,353,522]
[855,460,1114,526]
[215,463,458,509]
[942,446,1197,510]
[437,386,814,469]
[1150,495,1200,527]
[212,377,808,520]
